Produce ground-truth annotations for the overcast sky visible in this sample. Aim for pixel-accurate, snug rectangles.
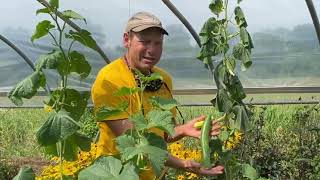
[0,0,317,45]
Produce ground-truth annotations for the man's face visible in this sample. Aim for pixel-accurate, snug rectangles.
[124,28,164,74]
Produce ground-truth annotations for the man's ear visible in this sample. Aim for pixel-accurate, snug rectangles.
[123,32,130,48]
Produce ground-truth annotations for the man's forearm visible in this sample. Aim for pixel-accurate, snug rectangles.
[165,154,186,169]
[165,125,185,142]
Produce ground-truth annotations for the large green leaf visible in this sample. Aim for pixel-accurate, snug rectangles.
[121,145,167,177]
[198,18,218,56]
[199,17,218,37]
[64,89,90,121]
[197,42,216,63]
[68,51,91,79]
[234,6,247,28]
[35,50,62,70]
[49,0,59,9]
[227,75,246,101]
[63,133,92,161]
[197,18,228,66]
[13,166,35,180]
[36,109,80,146]
[242,164,258,180]
[42,132,91,160]
[198,18,220,66]
[212,89,234,113]
[145,132,167,150]
[224,57,236,76]
[66,30,98,51]
[78,156,139,180]
[95,107,123,121]
[36,8,51,15]
[44,132,92,161]
[8,70,46,106]
[147,146,168,177]
[232,43,252,71]
[128,112,147,131]
[141,72,163,83]
[133,69,163,83]
[209,0,224,16]
[146,110,175,136]
[35,50,66,75]
[116,133,168,177]
[116,134,136,157]
[218,130,230,142]
[113,87,140,96]
[46,89,89,121]
[62,10,86,23]
[117,101,129,112]
[240,27,254,49]
[36,50,91,78]
[149,96,179,111]
[31,20,55,42]
[232,105,250,131]
[213,62,227,89]
[44,143,58,156]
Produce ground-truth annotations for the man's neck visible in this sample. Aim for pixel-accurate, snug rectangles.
[124,55,151,75]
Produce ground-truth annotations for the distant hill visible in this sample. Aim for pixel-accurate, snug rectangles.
[1,23,320,91]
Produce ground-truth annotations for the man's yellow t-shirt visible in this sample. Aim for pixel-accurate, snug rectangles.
[91,57,175,180]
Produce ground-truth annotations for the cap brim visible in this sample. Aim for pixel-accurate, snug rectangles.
[131,24,169,35]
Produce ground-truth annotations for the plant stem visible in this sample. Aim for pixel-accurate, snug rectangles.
[228,31,240,40]
[58,141,63,180]
[223,0,229,61]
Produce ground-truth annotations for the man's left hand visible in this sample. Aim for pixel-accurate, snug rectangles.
[182,115,221,138]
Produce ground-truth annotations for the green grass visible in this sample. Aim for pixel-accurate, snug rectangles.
[0,108,98,159]
[0,104,318,159]
[1,104,320,179]
[0,108,48,158]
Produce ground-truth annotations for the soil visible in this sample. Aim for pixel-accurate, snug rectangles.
[6,156,50,178]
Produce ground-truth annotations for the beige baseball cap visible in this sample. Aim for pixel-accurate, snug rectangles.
[125,12,168,35]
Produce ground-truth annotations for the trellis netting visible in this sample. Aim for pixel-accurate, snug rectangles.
[0,0,319,106]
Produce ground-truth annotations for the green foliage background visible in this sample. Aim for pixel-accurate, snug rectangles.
[1,104,320,179]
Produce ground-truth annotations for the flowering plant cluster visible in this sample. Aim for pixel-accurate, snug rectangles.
[37,143,98,180]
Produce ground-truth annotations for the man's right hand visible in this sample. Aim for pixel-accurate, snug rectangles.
[183,160,224,176]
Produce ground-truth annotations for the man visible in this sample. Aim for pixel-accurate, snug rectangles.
[91,11,224,179]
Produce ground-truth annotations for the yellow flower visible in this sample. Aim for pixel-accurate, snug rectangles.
[44,105,53,112]
[225,140,235,150]
[37,143,98,179]
[234,130,243,142]
[178,175,184,180]
[186,172,198,179]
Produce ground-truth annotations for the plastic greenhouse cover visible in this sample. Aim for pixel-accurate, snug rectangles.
[0,0,319,95]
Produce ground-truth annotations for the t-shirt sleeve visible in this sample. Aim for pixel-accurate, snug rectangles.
[92,77,130,120]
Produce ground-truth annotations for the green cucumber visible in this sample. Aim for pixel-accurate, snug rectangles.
[201,114,213,168]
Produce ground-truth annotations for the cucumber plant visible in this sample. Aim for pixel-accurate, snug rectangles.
[9,0,101,179]
[78,71,178,179]
[197,0,258,179]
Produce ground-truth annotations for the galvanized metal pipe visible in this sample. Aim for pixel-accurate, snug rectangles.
[161,0,201,47]
[305,0,320,45]
[0,34,51,95]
